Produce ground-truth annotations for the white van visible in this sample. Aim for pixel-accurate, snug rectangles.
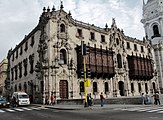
[12,92,30,106]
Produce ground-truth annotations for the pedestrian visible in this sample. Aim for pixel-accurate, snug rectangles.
[12,96,17,108]
[45,95,48,105]
[87,94,91,107]
[141,93,145,105]
[155,92,161,105]
[89,93,93,106]
[50,94,54,105]
[100,92,105,107]
[145,92,150,105]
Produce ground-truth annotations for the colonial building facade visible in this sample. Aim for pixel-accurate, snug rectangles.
[141,0,163,93]
[7,3,159,103]
[0,59,8,95]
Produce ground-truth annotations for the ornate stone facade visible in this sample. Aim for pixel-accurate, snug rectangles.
[141,0,163,93]
[0,59,8,95]
[7,3,159,103]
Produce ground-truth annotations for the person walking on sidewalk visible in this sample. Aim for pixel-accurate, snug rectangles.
[141,93,145,105]
[145,92,150,105]
[154,92,161,105]
[50,94,54,105]
[45,95,49,105]
[100,92,105,107]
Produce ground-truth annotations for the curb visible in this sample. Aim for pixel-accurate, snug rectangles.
[44,106,82,110]
[30,104,163,111]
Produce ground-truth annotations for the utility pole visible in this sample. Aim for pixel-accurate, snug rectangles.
[80,41,90,107]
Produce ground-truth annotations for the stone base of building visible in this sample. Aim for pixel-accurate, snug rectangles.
[56,96,143,105]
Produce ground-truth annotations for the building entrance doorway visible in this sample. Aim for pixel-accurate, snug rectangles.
[118,81,124,96]
[59,80,68,99]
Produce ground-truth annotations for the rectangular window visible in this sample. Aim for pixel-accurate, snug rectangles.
[30,36,35,47]
[134,44,137,51]
[24,42,28,51]
[141,46,144,52]
[90,32,95,40]
[131,83,134,93]
[77,29,82,38]
[20,46,23,55]
[101,35,105,42]
[16,50,18,59]
[12,54,14,61]
[148,48,151,53]
[127,42,130,49]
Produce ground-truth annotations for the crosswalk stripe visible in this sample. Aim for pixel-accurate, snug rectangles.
[0,107,48,113]
[157,111,163,113]
[137,109,151,112]
[39,107,48,110]
[5,109,15,112]
[114,106,163,114]
[30,107,41,110]
[147,109,163,112]
[13,108,24,111]
[22,108,32,110]
[0,110,5,112]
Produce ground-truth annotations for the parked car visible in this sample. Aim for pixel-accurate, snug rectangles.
[12,92,30,106]
[0,96,10,108]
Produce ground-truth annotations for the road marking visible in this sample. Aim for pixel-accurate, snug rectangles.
[113,106,163,114]
[30,107,41,110]
[22,107,32,110]
[5,109,15,112]
[0,110,5,112]
[40,107,48,110]
[157,111,163,113]
[14,108,24,111]
[147,109,163,112]
[0,107,49,113]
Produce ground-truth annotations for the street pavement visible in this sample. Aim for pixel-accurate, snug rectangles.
[0,104,163,120]
[36,103,163,110]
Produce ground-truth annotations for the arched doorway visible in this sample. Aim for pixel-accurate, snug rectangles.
[59,80,68,99]
[118,81,124,96]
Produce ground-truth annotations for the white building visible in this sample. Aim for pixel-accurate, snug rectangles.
[141,0,163,93]
[7,3,159,103]
[0,59,8,95]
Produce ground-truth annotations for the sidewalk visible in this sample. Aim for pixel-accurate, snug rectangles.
[32,104,162,110]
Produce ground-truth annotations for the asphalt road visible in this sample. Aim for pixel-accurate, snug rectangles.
[0,106,163,120]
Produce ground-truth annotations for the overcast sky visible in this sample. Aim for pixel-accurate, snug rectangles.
[0,0,148,61]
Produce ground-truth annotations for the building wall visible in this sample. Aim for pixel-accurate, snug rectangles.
[0,59,8,95]
[141,0,163,93]
[7,5,159,103]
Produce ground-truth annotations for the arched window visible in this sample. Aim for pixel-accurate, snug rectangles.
[153,25,159,36]
[145,83,148,93]
[152,82,156,92]
[131,83,134,93]
[15,85,17,92]
[60,24,65,33]
[80,81,84,92]
[93,82,97,93]
[60,49,67,64]
[138,83,141,93]
[104,82,109,93]
[116,38,119,45]
[24,82,27,93]
[19,83,22,91]
[117,54,122,68]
